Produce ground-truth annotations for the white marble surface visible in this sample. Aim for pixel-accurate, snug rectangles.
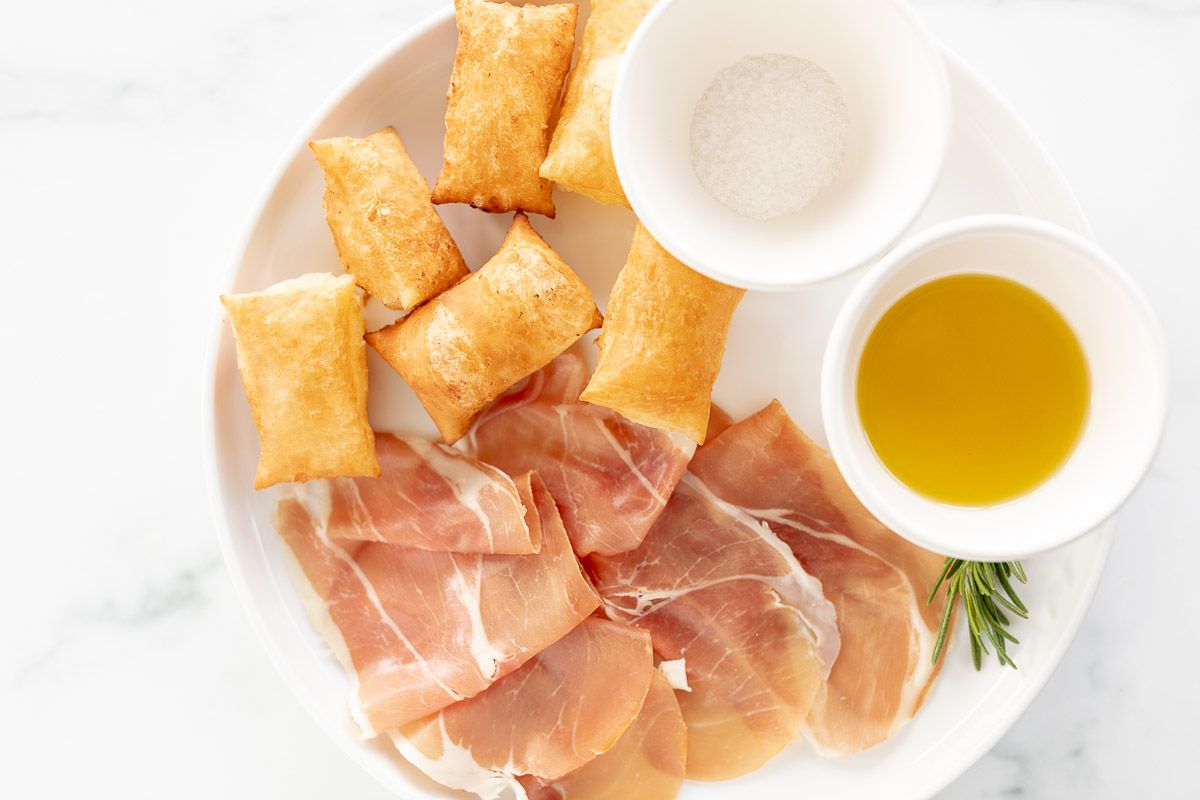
[1,0,1196,797]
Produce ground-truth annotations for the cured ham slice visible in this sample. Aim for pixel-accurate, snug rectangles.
[590,474,840,667]
[393,617,654,799]
[634,582,823,780]
[688,400,949,755]
[319,433,536,554]
[589,473,839,779]
[274,472,598,737]
[469,353,694,556]
[520,671,687,800]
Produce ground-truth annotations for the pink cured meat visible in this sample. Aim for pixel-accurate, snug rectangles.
[274,472,599,737]
[394,618,655,799]
[589,473,839,779]
[320,433,536,554]
[520,670,687,800]
[627,581,825,780]
[688,401,950,755]
[469,353,694,557]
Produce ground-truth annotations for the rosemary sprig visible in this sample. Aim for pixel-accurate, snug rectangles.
[929,558,1028,670]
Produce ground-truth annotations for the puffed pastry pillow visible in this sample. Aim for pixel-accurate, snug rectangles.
[431,0,578,217]
[310,127,468,310]
[581,223,744,444]
[221,273,379,488]
[539,0,655,206]
[367,213,602,443]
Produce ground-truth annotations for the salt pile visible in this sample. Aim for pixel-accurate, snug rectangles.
[690,53,849,220]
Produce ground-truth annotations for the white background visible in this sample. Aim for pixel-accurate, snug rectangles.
[1,0,1197,797]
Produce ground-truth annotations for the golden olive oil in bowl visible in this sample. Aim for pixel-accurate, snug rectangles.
[857,274,1090,506]
[824,216,1166,560]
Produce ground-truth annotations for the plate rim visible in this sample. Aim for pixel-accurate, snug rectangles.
[905,45,1115,798]
[201,11,1117,799]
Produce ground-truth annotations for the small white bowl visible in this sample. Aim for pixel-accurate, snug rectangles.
[611,0,951,290]
[822,215,1167,561]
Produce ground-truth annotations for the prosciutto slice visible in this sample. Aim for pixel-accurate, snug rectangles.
[688,400,949,755]
[469,353,694,556]
[274,472,598,737]
[393,617,654,800]
[635,582,824,780]
[589,474,839,779]
[319,433,536,553]
[520,671,687,800]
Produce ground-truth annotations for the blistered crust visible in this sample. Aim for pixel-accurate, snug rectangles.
[539,0,655,206]
[581,224,744,443]
[310,127,468,310]
[431,0,578,217]
[220,272,379,488]
[367,213,602,443]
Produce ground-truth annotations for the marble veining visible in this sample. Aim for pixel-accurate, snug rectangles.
[1,0,1196,798]
[12,558,223,684]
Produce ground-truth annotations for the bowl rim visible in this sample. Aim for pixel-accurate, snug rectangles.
[611,0,954,291]
[820,213,1169,561]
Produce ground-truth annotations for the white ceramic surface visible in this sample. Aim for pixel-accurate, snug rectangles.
[203,8,1117,798]
[611,0,951,290]
[822,215,1168,561]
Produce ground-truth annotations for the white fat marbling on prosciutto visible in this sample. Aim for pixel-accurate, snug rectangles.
[590,412,693,506]
[407,438,513,552]
[392,720,528,800]
[289,482,463,724]
[604,473,840,674]
[277,529,376,737]
[316,434,534,553]
[469,354,694,556]
[748,504,937,732]
[338,479,383,541]
[658,658,691,692]
[446,559,505,681]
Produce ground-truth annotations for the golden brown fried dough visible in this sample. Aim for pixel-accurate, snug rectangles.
[431,0,577,217]
[539,0,655,206]
[221,273,379,488]
[581,224,744,443]
[310,127,467,310]
[367,213,601,443]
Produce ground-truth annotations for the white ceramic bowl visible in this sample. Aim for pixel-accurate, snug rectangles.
[611,0,951,290]
[822,215,1167,561]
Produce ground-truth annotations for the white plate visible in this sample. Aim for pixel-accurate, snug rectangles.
[203,8,1114,799]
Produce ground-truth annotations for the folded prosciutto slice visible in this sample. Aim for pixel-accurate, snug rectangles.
[638,582,825,780]
[274,472,599,737]
[393,617,654,800]
[589,473,839,780]
[468,353,694,557]
[520,671,687,800]
[317,433,536,553]
[688,400,949,755]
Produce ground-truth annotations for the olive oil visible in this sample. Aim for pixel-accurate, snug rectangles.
[857,274,1089,506]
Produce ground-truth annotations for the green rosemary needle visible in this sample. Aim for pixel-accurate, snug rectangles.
[929,558,1029,670]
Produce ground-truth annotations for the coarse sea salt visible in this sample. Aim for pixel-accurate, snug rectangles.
[690,53,849,221]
